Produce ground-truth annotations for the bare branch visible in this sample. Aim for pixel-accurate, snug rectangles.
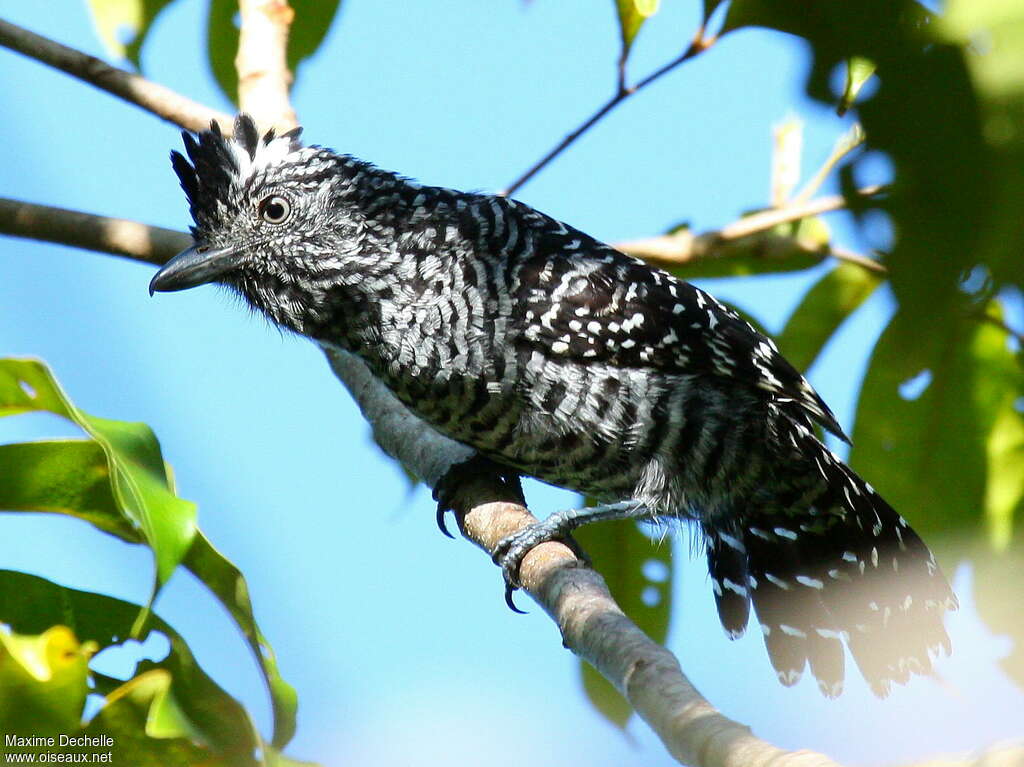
[502,31,715,197]
[0,197,189,266]
[0,18,232,134]
[236,0,299,131]
[617,187,889,275]
[718,185,885,241]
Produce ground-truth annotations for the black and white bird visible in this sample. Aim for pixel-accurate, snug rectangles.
[150,115,957,698]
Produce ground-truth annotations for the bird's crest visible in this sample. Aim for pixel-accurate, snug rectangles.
[171,114,304,232]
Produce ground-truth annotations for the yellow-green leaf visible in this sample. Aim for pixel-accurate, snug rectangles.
[615,0,660,61]
[838,57,876,116]
[0,626,93,738]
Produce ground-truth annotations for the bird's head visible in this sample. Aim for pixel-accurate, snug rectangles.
[150,114,369,332]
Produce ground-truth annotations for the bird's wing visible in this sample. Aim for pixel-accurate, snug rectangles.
[506,212,847,441]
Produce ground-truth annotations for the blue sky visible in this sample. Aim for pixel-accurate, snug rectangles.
[1,1,1021,765]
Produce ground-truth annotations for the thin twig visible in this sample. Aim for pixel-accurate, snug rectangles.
[617,186,890,275]
[0,18,233,134]
[502,31,715,197]
[792,123,866,205]
[719,184,886,241]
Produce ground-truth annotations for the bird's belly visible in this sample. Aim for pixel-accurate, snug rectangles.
[394,353,686,503]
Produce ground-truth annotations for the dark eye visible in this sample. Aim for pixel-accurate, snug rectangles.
[258,195,291,224]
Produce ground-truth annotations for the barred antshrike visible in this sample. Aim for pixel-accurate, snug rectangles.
[150,115,956,697]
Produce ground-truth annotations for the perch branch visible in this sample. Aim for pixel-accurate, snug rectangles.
[0,18,233,134]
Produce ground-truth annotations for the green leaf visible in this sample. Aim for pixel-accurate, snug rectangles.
[0,440,139,543]
[574,515,672,728]
[777,262,883,373]
[208,0,344,106]
[939,0,1024,291]
[838,57,876,116]
[615,0,660,63]
[184,533,299,749]
[85,669,230,766]
[84,0,169,62]
[0,362,297,747]
[0,359,196,591]
[207,0,239,105]
[0,626,94,739]
[851,299,1024,560]
[0,570,260,759]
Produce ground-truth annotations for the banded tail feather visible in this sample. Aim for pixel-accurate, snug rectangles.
[706,416,957,697]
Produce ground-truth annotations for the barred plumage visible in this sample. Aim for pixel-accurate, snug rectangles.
[151,115,957,697]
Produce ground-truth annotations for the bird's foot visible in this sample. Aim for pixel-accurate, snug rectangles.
[433,455,525,538]
[492,510,594,612]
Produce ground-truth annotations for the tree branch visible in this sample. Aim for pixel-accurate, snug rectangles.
[236,0,299,132]
[0,197,190,266]
[501,30,716,197]
[0,18,233,134]
[617,186,889,275]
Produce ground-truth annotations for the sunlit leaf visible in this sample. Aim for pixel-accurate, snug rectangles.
[702,0,728,25]
[0,570,259,758]
[86,670,224,766]
[0,359,196,591]
[84,0,178,74]
[575,514,673,728]
[838,57,876,115]
[0,626,94,738]
[777,262,883,373]
[771,117,802,205]
[940,0,1024,290]
[615,0,660,63]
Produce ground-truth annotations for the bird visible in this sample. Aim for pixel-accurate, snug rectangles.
[150,114,957,698]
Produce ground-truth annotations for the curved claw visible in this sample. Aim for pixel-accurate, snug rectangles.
[435,505,455,539]
[504,583,527,614]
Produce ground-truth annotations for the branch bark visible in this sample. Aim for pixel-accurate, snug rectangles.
[0,18,233,134]
[616,187,889,275]
[0,197,190,266]
[236,0,298,132]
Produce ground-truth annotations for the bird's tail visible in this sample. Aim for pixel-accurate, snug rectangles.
[705,417,958,697]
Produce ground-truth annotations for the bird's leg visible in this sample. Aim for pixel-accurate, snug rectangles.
[493,500,649,605]
[433,455,525,538]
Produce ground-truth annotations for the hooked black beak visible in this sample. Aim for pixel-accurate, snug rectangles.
[149,243,245,295]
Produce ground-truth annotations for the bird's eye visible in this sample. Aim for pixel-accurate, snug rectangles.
[258,195,291,224]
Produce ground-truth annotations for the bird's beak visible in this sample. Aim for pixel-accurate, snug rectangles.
[149,243,245,295]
